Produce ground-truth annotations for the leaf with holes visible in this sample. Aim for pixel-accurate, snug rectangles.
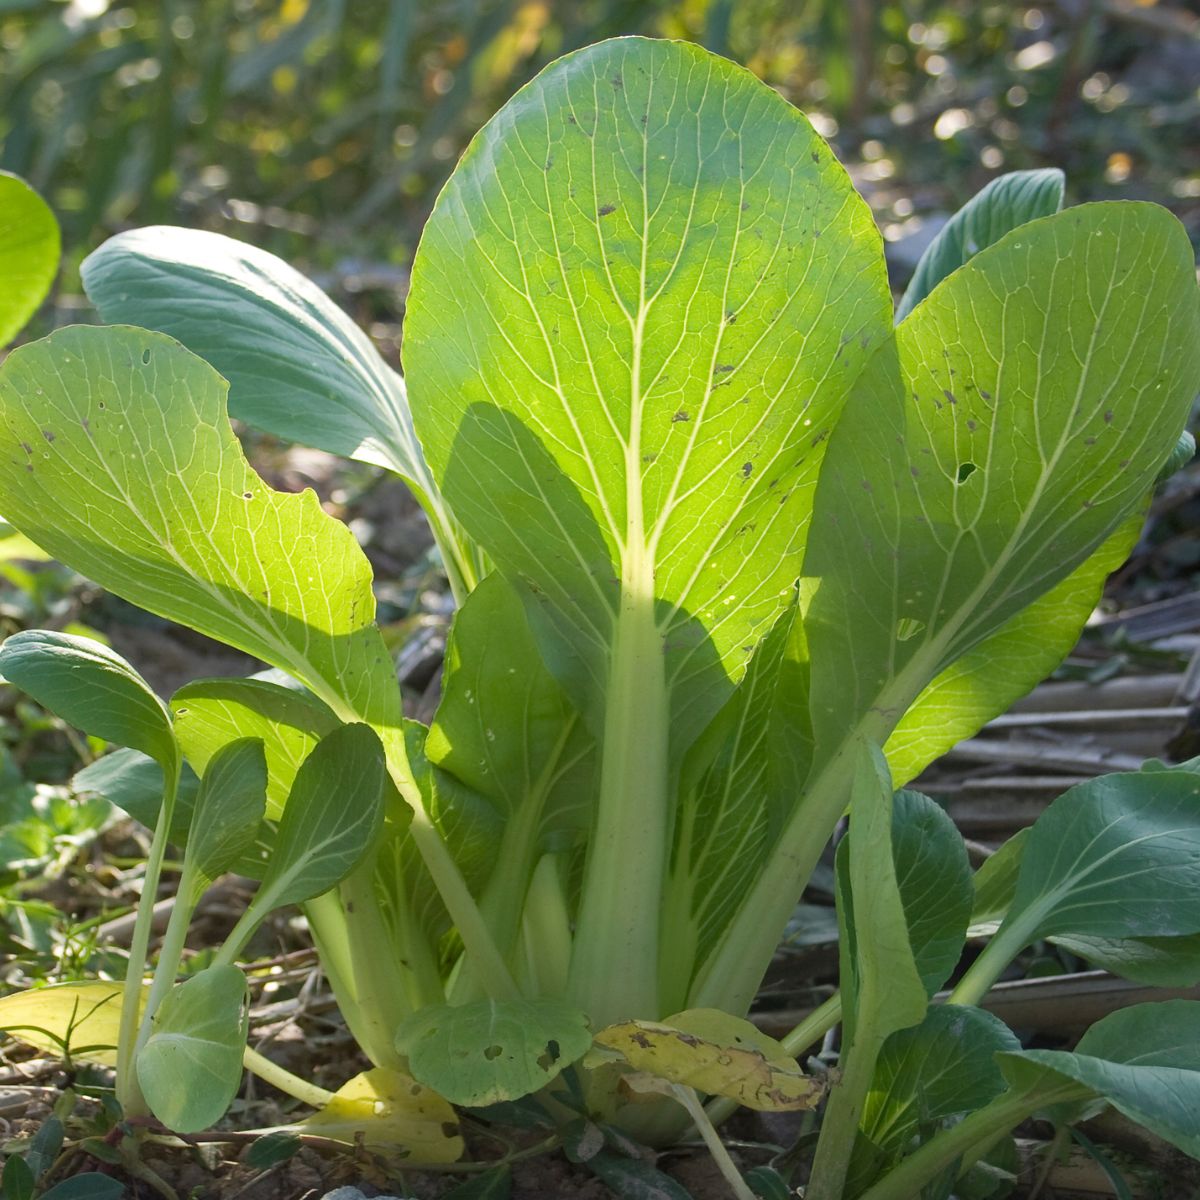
[592,1008,821,1111]
[395,997,592,1107]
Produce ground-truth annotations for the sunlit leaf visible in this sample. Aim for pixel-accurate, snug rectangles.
[0,170,60,346]
[0,981,143,1066]
[298,1066,463,1161]
[0,326,401,736]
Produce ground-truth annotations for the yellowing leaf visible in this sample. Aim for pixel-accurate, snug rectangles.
[0,981,146,1066]
[299,1067,463,1162]
[593,1008,822,1112]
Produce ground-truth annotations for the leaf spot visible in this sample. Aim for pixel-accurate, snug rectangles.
[956,461,977,484]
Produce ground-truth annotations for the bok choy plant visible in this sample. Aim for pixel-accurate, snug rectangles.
[3,36,1200,1199]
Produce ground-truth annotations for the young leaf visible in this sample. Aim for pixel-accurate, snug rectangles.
[172,677,339,818]
[592,1009,821,1111]
[73,748,201,848]
[970,828,1028,929]
[186,737,267,883]
[998,1000,1200,1158]
[0,630,176,770]
[135,963,249,1132]
[426,573,594,960]
[0,171,60,346]
[395,996,592,1106]
[890,790,972,995]
[847,1006,1020,1195]
[895,168,1064,321]
[0,326,401,735]
[250,722,387,911]
[428,572,593,841]
[406,36,890,754]
[838,746,927,1048]
[298,1066,464,1161]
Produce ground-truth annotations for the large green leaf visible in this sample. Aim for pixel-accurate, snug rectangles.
[0,325,401,735]
[895,168,1064,321]
[395,995,592,1107]
[0,630,176,770]
[136,963,248,1132]
[172,677,339,819]
[804,203,1200,766]
[0,171,60,347]
[996,768,1200,945]
[998,1001,1200,1158]
[405,35,891,751]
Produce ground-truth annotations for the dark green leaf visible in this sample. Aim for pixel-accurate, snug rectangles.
[587,1152,695,1200]
[847,1006,1019,1196]
[39,1175,124,1200]
[72,749,199,849]
[895,168,1064,321]
[892,790,972,995]
[1000,770,1200,945]
[244,1132,301,1169]
[187,738,267,883]
[999,1000,1200,1158]
[252,723,387,911]
[0,1154,33,1200]
[0,631,175,770]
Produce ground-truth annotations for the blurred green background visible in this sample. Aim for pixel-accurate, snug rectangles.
[3,0,1197,325]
